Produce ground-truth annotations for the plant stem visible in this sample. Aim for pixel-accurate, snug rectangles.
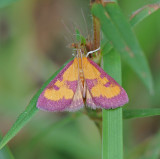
[93,16,100,51]
[102,50,123,159]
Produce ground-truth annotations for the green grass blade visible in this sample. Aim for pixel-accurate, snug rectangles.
[123,109,160,119]
[92,4,153,93]
[102,50,123,159]
[101,42,113,56]
[0,58,73,150]
[105,2,154,93]
[102,2,160,56]
[0,134,14,159]
[130,3,160,27]
[0,95,38,150]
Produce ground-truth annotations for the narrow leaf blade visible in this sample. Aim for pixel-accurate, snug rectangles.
[0,133,14,159]
[123,109,160,119]
[102,49,123,159]
[92,4,154,93]
[130,3,160,27]
[102,2,160,56]
[0,58,73,150]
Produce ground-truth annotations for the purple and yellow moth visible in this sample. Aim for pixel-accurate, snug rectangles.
[36,47,129,112]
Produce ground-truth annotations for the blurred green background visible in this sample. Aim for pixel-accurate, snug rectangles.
[0,0,160,159]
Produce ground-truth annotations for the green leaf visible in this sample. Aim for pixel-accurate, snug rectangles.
[101,41,113,56]
[0,133,14,159]
[102,50,123,159]
[0,58,73,150]
[123,109,160,119]
[130,3,160,27]
[92,3,154,93]
[0,98,38,150]
[0,0,19,8]
[102,2,160,55]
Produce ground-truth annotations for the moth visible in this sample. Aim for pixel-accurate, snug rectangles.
[36,48,129,112]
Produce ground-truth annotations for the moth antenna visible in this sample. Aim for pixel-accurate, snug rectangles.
[81,8,89,39]
[68,19,77,35]
[63,35,70,42]
[86,47,100,57]
[73,34,81,37]
[61,19,75,43]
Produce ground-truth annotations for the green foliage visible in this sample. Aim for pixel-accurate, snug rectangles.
[0,59,72,150]
[92,1,160,159]
[101,2,160,55]
[92,3,153,93]
[102,44,123,159]
[0,134,14,159]
[123,109,160,119]
[130,3,160,27]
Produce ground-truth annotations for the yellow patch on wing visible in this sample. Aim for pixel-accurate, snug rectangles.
[44,87,74,100]
[54,80,64,88]
[62,58,79,81]
[82,57,108,82]
[82,57,101,80]
[44,58,79,101]
[91,84,120,98]
[82,57,120,99]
